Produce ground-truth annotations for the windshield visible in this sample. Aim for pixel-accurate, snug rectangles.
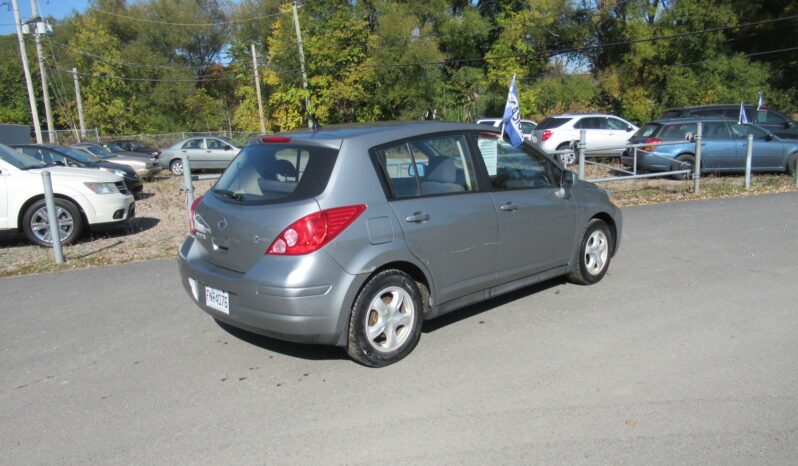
[56,146,100,163]
[536,117,569,130]
[213,144,338,204]
[78,145,114,159]
[0,144,46,169]
[633,124,661,139]
[102,143,125,153]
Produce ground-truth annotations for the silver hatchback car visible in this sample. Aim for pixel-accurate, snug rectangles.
[179,122,622,367]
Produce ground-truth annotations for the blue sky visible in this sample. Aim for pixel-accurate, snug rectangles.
[1,0,89,35]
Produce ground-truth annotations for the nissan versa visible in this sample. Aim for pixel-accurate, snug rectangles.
[178,122,622,367]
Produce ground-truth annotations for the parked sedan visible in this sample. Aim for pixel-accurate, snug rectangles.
[72,143,161,179]
[12,144,143,195]
[621,118,798,178]
[158,136,241,175]
[179,122,622,367]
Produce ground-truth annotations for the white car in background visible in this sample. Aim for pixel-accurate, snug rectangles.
[533,113,638,165]
[0,143,135,247]
[476,118,538,142]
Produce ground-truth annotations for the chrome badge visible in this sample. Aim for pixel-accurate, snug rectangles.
[217,217,229,231]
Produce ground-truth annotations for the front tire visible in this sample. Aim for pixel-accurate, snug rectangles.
[169,159,184,175]
[346,270,424,367]
[22,198,84,247]
[567,218,612,285]
[787,153,797,176]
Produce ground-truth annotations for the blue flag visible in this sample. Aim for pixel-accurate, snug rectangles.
[501,74,524,147]
[738,102,748,124]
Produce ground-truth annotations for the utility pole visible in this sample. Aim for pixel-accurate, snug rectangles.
[30,0,55,143]
[291,1,311,129]
[11,0,43,143]
[251,43,266,134]
[72,67,86,140]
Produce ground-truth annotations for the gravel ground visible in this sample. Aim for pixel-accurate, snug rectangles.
[1,164,796,278]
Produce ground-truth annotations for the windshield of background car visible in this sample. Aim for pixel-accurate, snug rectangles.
[60,147,100,163]
[660,110,682,119]
[536,117,570,130]
[1,144,45,169]
[212,144,338,204]
[102,143,124,152]
[520,121,536,133]
[79,145,114,159]
[633,124,660,139]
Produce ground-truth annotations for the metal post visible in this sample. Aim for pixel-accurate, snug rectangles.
[632,146,637,175]
[182,155,194,225]
[30,0,54,143]
[41,171,64,263]
[795,159,798,188]
[577,130,586,180]
[693,122,702,194]
[744,134,753,188]
[251,43,267,135]
[72,67,86,140]
[292,1,311,129]
[11,0,43,143]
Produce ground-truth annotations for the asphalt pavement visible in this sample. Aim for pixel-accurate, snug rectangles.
[2,192,797,465]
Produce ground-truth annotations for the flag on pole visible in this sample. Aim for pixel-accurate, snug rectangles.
[757,92,764,110]
[738,102,749,124]
[501,74,524,147]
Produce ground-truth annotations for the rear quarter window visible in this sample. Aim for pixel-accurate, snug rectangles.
[536,117,570,130]
[212,144,338,204]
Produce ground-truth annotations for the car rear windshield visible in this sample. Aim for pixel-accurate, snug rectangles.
[660,110,682,119]
[633,124,661,139]
[536,117,569,130]
[212,143,338,204]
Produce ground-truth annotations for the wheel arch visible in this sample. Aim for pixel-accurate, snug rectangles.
[590,212,618,256]
[16,193,88,231]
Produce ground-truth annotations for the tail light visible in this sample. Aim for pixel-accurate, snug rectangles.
[267,205,366,255]
[261,137,292,143]
[153,150,162,158]
[642,138,663,151]
[542,130,553,141]
[189,195,204,235]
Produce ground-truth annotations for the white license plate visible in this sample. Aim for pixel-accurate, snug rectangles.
[204,286,229,315]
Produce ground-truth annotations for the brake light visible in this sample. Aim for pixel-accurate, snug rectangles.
[642,138,663,151]
[542,130,553,141]
[189,195,203,235]
[267,205,366,255]
[153,150,162,158]
[261,137,292,143]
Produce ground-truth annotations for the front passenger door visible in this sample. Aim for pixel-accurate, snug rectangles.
[473,132,577,281]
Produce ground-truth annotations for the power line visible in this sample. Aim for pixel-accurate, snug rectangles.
[86,5,285,27]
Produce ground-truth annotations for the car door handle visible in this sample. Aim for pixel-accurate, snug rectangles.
[500,202,518,212]
[405,212,430,223]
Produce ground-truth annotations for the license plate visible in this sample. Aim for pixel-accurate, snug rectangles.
[204,286,229,314]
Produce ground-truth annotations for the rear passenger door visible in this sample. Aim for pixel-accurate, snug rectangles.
[374,133,499,304]
[472,132,577,281]
[180,138,206,168]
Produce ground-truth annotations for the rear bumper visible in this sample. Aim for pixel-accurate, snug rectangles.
[178,236,368,346]
[620,150,673,171]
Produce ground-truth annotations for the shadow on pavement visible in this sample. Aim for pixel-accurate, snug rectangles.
[214,319,347,362]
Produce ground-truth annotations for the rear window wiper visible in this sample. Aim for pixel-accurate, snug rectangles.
[213,189,243,201]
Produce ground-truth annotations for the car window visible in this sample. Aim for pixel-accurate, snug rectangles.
[660,122,697,139]
[474,132,558,190]
[213,144,337,204]
[633,124,660,138]
[754,110,786,125]
[693,109,722,117]
[660,110,681,119]
[575,117,605,129]
[536,117,569,130]
[703,122,732,140]
[520,121,536,133]
[182,139,204,150]
[19,147,46,163]
[606,118,628,130]
[2,144,45,169]
[730,124,769,140]
[374,134,477,198]
[42,149,71,166]
[206,139,225,150]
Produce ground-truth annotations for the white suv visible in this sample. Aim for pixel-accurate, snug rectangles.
[476,118,538,142]
[0,143,135,246]
[533,113,638,165]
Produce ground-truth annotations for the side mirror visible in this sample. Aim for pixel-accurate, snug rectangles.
[53,160,66,166]
[562,170,576,187]
[627,125,634,132]
[408,162,425,177]
[765,133,774,141]
[224,145,232,150]
[786,121,794,128]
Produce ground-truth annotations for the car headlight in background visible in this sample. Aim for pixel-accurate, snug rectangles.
[98,167,127,177]
[84,182,120,194]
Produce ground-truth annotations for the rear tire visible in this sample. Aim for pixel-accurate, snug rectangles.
[671,154,695,180]
[567,219,613,285]
[169,159,184,175]
[346,269,424,367]
[22,198,84,247]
